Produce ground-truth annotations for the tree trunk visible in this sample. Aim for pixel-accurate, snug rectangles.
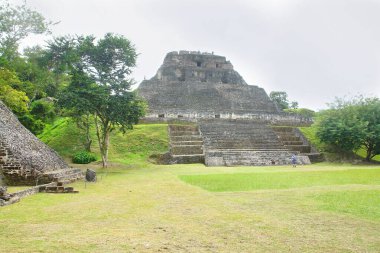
[103,129,110,168]
[365,146,373,162]
[84,114,92,152]
[94,114,110,168]
[94,115,106,168]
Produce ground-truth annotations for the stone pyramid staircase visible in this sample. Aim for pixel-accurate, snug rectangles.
[0,141,28,185]
[272,127,323,163]
[0,140,83,186]
[168,124,204,164]
[199,119,302,166]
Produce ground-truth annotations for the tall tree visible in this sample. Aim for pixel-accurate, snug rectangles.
[0,0,52,60]
[51,34,146,167]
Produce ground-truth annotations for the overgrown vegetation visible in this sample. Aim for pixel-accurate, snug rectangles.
[38,118,169,164]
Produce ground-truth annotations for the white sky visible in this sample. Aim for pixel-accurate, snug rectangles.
[10,0,380,111]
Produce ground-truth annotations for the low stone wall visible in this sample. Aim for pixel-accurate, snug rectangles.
[0,182,55,207]
[143,112,312,126]
[205,150,311,166]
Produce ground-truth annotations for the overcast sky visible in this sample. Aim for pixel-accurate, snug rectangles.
[11,0,380,110]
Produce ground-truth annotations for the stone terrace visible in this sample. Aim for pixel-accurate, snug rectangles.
[198,119,308,166]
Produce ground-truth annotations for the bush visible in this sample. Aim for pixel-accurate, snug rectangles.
[72,151,97,164]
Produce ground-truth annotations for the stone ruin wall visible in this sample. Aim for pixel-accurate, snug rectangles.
[138,50,283,118]
[0,100,69,185]
[143,111,312,126]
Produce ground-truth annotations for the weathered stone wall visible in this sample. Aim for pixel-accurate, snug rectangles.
[0,100,71,185]
[138,50,282,116]
[144,112,312,126]
[205,150,310,166]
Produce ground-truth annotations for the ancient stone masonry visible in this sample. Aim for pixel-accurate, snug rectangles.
[140,51,278,115]
[0,100,83,185]
[138,51,319,166]
[168,124,204,164]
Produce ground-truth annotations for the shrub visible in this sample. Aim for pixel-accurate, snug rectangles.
[72,151,97,164]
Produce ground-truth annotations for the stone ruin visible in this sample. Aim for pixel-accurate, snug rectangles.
[0,100,83,186]
[138,51,321,166]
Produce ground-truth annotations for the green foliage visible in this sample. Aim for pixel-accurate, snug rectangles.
[317,96,380,161]
[270,91,289,110]
[18,113,45,135]
[0,67,29,114]
[30,99,56,122]
[47,33,147,167]
[269,91,298,110]
[72,151,97,164]
[38,118,169,164]
[299,124,324,150]
[0,0,52,59]
[284,108,315,118]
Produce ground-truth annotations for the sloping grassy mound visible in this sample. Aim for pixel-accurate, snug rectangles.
[179,168,380,192]
[38,118,169,164]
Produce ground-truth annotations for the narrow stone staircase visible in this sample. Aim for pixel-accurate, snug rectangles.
[168,124,205,164]
[272,126,323,163]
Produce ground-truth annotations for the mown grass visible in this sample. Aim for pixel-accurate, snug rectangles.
[311,190,380,221]
[38,118,169,164]
[1,164,380,252]
[1,119,379,252]
[179,168,380,192]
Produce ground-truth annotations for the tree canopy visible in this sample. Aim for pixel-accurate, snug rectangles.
[317,96,380,161]
[269,91,298,110]
[48,34,146,167]
[0,0,52,59]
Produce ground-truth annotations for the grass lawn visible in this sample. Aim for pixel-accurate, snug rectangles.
[1,121,380,252]
[1,163,380,253]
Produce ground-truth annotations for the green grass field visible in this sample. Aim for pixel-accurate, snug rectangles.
[1,121,380,252]
[1,164,379,252]
[179,168,380,192]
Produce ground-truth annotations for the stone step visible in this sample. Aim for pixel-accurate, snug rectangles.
[170,131,200,136]
[169,125,199,131]
[171,145,203,155]
[171,141,203,146]
[171,136,203,141]
[278,136,300,141]
[205,149,303,166]
[171,154,205,164]
[282,141,303,145]
[285,145,311,153]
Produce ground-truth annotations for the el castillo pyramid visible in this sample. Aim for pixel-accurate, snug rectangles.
[138,51,320,166]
